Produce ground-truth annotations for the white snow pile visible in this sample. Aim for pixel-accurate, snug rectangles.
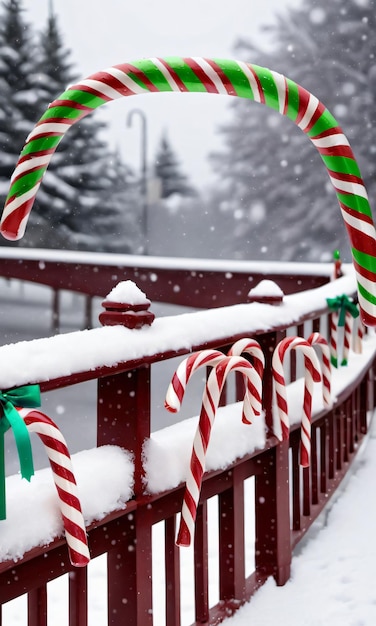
[0,445,133,563]
[248,279,284,297]
[144,401,267,493]
[105,280,150,305]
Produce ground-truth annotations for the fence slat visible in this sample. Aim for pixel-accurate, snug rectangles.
[255,440,291,586]
[165,516,181,626]
[69,567,88,626]
[194,501,209,624]
[28,586,47,626]
[219,466,246,602]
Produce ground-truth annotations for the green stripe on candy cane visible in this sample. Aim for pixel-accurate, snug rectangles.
[1,57,376,325]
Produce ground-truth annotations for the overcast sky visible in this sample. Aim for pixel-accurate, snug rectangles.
[27,0,302,187]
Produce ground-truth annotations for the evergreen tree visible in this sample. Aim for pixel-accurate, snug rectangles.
[154,132,197,199]
[0,0,48,246]
[211,0,376,262]
[28,5,138,252]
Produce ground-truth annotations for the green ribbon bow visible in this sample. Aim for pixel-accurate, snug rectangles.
[0,385,41,520]
[326,294,359,327]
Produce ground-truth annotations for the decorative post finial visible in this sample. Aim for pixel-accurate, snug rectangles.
[99,281,155,329]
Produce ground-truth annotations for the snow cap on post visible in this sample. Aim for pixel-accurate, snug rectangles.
[99,280,155,328]
[1,57,376,325]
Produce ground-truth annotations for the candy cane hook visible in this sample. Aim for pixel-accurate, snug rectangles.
[18,408,90,567]
[228,338,265,423]
[272,337,322,467]
[164,349,225,414]
[177,355,262,547]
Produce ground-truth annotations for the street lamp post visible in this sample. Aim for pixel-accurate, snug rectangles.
[126,109,148,254]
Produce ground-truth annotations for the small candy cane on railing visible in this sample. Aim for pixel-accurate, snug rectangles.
[18,408,90,567]
[175,356,262,547]
[327,295,359,367]
[329,311,339,368]
[272,337,321,467]
[164,349,225,413]
[227,338,265,423]
[307,333,332,408]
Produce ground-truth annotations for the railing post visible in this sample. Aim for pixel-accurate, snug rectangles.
[255,439,291,586]
[97,367,153,625]
[258,330,286,437]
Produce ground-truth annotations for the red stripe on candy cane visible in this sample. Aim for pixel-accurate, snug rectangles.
[18,408,90,567]
[177,356,262,547]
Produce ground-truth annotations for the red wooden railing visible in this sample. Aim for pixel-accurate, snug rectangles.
[0,259,374,626]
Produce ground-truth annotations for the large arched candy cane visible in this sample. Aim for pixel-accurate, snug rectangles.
[177,356,262,547]
[164,349,225,413]
[18,408,90,567]
[307,332,332,408]
[1,58,376,325]
[272,337,322,467]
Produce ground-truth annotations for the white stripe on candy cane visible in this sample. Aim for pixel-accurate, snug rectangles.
[26,122,72,143]
[105,66,149,94]
[236,61,262,102]
[150,57,182,92]
[297,93,320,131]
[270,70,287,114]
[191,57,229,94]
[330,176,369,199]
[77,78,125,101]
[311,133,351,148]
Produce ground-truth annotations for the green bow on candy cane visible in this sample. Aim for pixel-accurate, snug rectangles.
[326,294,359,327]
[0,385,40,519]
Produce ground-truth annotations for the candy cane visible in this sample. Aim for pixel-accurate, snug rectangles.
[18,408,90,567]
[341,311,353,366]
[329,312,339,368]
[353,317,364,354]
[272,337,322,467]
[164,349,225,413]
[227,338,265,379]
[1,58,376,325]
[307,332,332,408]
[176,356,262,547]
[227,338,265,422]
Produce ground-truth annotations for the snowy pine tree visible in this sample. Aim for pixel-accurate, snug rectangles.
[0,0,48,246]
[31,5,139,252]
[154,133,197,199]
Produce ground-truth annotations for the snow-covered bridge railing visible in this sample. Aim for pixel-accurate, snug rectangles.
[0,248,333,332]
[0,263,374,626]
